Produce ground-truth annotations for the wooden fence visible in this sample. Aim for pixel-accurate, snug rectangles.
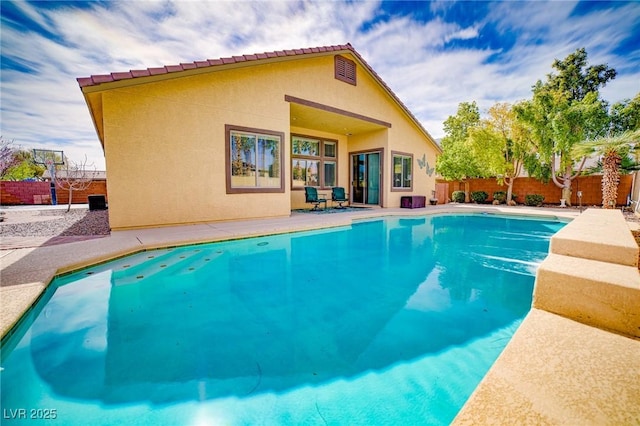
[436,174,635,207]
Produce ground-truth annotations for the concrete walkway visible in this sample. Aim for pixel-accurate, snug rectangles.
[2,204,639,424]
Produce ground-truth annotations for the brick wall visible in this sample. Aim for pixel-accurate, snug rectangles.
[55,181,108,205]
[0,181,52,205]
[0,180,108,205]
[438,174,634,207]
[3,176,633,207]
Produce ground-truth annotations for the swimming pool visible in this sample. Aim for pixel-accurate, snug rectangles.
[1,214,565,425]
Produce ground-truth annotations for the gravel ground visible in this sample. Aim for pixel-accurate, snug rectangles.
[0,209,110,237]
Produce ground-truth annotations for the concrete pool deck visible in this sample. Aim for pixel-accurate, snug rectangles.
[2,204,639,423]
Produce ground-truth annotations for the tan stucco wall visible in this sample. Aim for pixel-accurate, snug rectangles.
[98,53,439,228]
[102,63,292,229]
[385,119,438,208]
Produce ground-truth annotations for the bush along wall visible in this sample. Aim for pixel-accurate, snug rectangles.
[525,194,545,206]
[470,191,488,203]
[452,190,466,203]
[492,191,517,204]
[441,175,633,207]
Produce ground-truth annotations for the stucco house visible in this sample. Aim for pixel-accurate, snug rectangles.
[77,44,441,230]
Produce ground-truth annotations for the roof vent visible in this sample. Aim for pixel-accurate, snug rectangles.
[334,55,356,86]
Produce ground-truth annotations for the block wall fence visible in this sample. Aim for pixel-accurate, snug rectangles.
[0,181,108,206]
[3,174,637,208]
[436,174,634,207]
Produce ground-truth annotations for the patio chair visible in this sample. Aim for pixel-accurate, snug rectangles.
[305,186,327,211]
[331,187,349,209]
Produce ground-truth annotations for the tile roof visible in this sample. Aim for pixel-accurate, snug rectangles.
[76,43,439,149]
[76,44,354,88]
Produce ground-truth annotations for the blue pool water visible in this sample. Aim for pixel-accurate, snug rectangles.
[1,214,565,425]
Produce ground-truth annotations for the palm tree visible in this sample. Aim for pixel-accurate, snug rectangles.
[574,129,640,208]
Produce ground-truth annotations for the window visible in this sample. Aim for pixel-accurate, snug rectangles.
[323,141,337,187]
[324,161,336,187]
[392,152,413,190]
[324,141,336,158]
[226,125,284,193]
[292,159,320,187]
[292,137,320,156]
[335,55,356,86]
[292,135,338,188]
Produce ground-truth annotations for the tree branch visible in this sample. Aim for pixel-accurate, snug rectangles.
[55,155,96,212]
[550,153,564,188]
[569,156,588,180]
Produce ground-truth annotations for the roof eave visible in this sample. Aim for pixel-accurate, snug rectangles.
[77,43,442,154]
[76,44,355,93]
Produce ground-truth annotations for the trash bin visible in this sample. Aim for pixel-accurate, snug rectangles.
[88,194,107,211]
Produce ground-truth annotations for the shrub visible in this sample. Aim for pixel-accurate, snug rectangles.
[524,194,545,207]
[470,191,488,203]
[452,190,465,203]
[493,191,517,204]
[493,191,507,203]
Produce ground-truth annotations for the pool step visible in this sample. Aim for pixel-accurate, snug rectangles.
[111,249,221,286]
[533,208,640,339]
[533,253,640,338]
[111,250,188,279]
[550,209,638,267]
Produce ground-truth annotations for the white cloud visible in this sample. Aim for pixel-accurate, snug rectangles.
[446,25,479,42]
[8,0,55,33]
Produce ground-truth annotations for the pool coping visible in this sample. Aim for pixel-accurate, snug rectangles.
[453,208,640,425]
[2,204,638,422]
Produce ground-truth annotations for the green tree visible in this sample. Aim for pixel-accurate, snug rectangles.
[1,149,45,180]
[545,48,616,101]
[436,101,483,193]
[467,102,536,204]
[517,48,615,205]
[610,93,640,135]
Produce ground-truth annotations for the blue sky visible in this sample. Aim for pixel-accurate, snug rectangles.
[2,0,639,170]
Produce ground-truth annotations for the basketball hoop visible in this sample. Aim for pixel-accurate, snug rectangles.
[33,149,65,205]
[33,148,65,167]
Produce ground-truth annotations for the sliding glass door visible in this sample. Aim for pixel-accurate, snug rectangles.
[351,152,380,205]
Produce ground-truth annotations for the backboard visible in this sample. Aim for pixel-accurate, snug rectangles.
[33,149,65,166]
